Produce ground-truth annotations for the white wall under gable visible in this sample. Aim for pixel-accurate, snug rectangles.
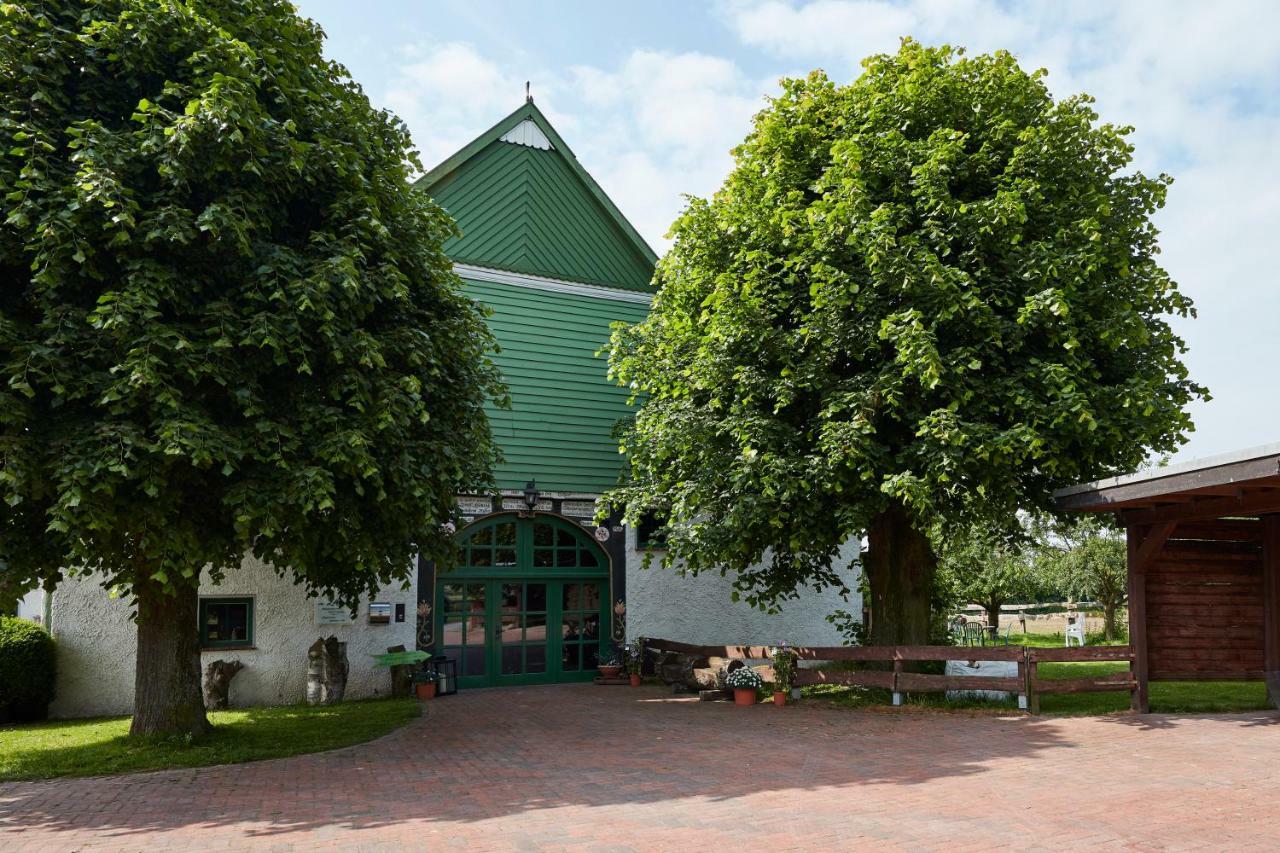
[624,528,861,647]
[48,556,416,719]
[499,118,553,150]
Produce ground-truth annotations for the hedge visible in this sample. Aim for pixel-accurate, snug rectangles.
[0,616,57,722]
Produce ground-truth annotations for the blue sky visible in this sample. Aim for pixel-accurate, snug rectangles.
[297,0,1280,465]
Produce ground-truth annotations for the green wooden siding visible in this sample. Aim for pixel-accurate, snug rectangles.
[431,140,654,292]
[462,277,648,493]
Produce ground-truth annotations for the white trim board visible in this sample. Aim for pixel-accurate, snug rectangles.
[454,263,653,305]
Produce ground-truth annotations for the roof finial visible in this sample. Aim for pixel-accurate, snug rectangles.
[525,81,532,104]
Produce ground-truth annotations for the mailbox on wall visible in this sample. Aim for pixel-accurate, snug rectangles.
[368,602,392,624]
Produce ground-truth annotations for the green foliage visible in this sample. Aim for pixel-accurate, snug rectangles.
[0,571,32,614]
[0,697,418,781]
[1033,514,1128,639]
[602,40,1202,610]
[769,645,796,693]
[935,518,1044,623]
[0,1,503,604]
[0,616,57,722]
[825,608,868,646]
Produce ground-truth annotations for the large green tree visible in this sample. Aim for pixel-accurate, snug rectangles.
[0,0,502,736]
[605,41,1202,645]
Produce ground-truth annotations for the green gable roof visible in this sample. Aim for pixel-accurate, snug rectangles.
[417,102,657,292]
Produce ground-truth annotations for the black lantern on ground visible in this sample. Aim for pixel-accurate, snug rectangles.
[521,479,540,516]
[429,655,458,696]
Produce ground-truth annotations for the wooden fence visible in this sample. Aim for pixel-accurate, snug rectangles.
[643,638,1137,714]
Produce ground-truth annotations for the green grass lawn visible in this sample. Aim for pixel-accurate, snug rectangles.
[803,660,1272,716]
[0,697,420,782]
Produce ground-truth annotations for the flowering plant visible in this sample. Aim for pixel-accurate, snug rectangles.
[724,666,763,690]
[623,638,645,675]
[769,644,796,693]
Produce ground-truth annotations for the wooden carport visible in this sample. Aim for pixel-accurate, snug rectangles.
[1054,443,1280,711]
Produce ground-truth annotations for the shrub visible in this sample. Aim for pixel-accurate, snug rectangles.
[0,616,57,722]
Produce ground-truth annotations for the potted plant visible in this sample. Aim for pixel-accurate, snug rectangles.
[724,666,763,706]
[624,638,644,687]
[769,645,795,706]
[598,654,623,679]
[412,668,437,700]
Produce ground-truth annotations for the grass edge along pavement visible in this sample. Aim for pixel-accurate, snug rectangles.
[801,660,1270,716]
[0,696,420,782]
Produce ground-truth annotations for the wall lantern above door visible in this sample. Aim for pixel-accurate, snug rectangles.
[520,480,540,517]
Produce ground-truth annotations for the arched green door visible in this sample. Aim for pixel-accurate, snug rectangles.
[436,514,610,688]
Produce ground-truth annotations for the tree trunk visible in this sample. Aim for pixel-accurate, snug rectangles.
[306,636,349,705]
[130,576,212,738]
[864,504,938,647]
[1103,602,1117,642]
[984,602,1002,631]
[202,659,244,710]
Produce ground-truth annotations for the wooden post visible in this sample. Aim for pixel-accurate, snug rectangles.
[1027,658,1040,715]
[891,658,903,706]
[1263,515,1280,710]
[1127,525,1151,713]
[1018,648,1030,712]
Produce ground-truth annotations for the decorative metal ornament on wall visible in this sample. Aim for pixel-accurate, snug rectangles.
[415,600,433,652]
[594,526,610,542]
[612,598,626,641]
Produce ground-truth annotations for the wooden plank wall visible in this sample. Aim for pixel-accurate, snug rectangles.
[1145,521,1266,680]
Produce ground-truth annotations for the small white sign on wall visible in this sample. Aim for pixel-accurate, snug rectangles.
[315,601,355,625]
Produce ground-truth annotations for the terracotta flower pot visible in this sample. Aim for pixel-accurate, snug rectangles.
[733,687,756,706]
[629,673,642,687]
[415,681,437,700]
[599,665,623,678]
[772,691,786,706]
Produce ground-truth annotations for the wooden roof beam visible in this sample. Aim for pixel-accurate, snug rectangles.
[1133,522,1177,573]
[1122,489,1280,527]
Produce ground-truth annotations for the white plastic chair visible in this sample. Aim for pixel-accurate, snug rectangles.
[1064,614,1086,647]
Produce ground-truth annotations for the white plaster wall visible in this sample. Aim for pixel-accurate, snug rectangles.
[15,588,45,624]
[624,528,862,646]
[48,557,415,719]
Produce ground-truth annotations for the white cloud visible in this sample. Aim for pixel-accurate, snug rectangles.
[720,0,1029,70]
[563,50,767,244]
[382,43,584,169]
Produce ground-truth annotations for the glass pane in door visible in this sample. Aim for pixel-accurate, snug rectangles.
[562,581,603,674]
[441,582,488,678]
[500,582,547,678]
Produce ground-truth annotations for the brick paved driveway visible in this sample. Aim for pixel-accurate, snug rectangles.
[3,684,1278,851]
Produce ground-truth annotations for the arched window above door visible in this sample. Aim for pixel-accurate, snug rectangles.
[531,518,601,569]
[453,514,607,575]
[460,516,518,569]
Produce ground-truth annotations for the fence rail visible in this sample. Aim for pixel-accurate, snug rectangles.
[643,638,1137,714]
